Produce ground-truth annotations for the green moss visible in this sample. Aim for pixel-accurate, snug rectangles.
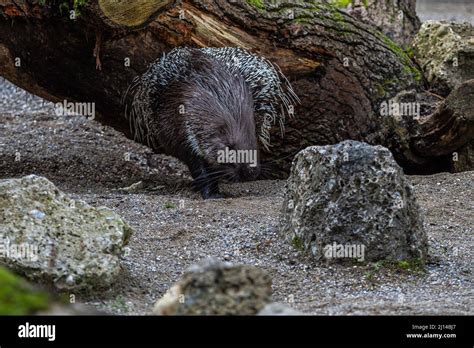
[164,202,177,209]
[375,83,386,98]
[404,65,422,81]
[381,34,408,60]
[295,17,313,25]
[322,4,348,31]
[294,10,316,25]
[365,259,425,279]
[397,260,410,269]
[58,292,71,305]
[328,0,368,10]
[331,9,345,23]
[246,0,265,11]
[375,78,398,98]
[405,46,415,59]
[329,0,352,8]
[396,259,425,272]
[364,260,383,279]
[109,295,129,313]
[38,0,89,17]
[0,267,51,315]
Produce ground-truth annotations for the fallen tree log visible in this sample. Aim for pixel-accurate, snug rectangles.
[0,0,472,175]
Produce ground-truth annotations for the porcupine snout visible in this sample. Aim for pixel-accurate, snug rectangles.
[236,162,261,182]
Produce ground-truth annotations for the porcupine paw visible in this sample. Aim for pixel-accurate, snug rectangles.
[200,188,224,200]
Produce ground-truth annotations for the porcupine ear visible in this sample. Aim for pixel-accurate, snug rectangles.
[200,47,300,152]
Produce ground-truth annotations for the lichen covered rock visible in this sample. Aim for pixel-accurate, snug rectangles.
[153,258,272,315]
[0,175,132,290]
[413,21,474,96]
[280,141,427,263]
[0,266,51,315]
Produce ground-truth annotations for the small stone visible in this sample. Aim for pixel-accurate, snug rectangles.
[28,209,45,220]
[65,275,75,286]
[118,181,143,192]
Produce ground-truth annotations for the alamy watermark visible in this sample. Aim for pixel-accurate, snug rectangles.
[380,100,420,117]
[323,242,365,262]
[54,99,95,119]
[217,147,257,167]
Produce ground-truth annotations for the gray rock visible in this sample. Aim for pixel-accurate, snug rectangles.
[153,258,272,315]
[258,302,302,316]
[280,141,428,263]
[413,21,474,96]
[0,175,132,290]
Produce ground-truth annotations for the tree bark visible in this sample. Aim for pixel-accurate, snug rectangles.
[0,0,472,175]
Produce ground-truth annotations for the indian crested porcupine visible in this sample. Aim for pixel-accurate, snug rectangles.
[124,47,299,199]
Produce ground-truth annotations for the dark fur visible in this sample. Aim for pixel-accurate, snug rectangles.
[147,49,260,199]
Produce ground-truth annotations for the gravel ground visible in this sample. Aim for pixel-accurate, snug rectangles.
[1,79,472,315]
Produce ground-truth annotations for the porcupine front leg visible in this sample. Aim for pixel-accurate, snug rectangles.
[187,157,223,200]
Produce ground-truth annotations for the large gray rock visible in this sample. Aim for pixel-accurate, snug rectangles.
[0,175,132,290]
[413,21,474,96]
[153,258,272,315]
[280,141,427,263]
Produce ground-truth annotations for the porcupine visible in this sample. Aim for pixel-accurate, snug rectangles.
[124,47,299,199]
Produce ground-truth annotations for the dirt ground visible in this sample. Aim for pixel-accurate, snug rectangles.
[1,80,472,315]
